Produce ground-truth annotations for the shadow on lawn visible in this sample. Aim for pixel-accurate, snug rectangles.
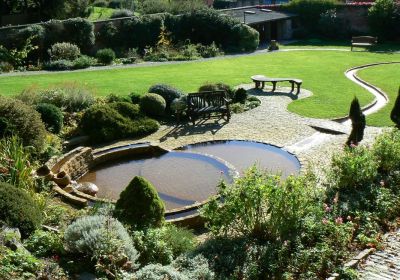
[247,88,299,100]
[159,118,227,141]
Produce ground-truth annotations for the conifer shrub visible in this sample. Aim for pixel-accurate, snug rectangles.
[233,88,248,104]
[114,176,165,229]
[346,97,366,146]
[35,103,64,134]
[390,87,400,127]
[0,97,47,151]
[0,182,42,238]
[140,93,167,117]
[80,103,159,143]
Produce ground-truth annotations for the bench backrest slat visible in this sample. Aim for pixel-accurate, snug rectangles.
[352,36,378,44]
[187,90,227,109]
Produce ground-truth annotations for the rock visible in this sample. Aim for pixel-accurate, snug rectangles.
[36,165,54,180]
[0,226,24,251]
[76,182,99,196]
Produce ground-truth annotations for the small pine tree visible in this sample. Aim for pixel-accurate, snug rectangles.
[390,87,400,128]
[346,97,366,146]
[114,176,165,229]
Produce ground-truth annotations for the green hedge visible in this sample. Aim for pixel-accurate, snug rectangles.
[98,9,259,52]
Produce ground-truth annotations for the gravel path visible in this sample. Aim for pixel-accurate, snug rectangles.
[357,229,400,280]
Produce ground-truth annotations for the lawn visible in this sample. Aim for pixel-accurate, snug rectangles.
[87,6,115,21]
[357,63,400,127]
[1,50,399,122]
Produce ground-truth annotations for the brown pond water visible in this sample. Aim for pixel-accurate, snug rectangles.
[178,140,300,177]
[79,151,233,211]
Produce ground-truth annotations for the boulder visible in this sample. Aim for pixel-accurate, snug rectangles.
[76,182,99,196]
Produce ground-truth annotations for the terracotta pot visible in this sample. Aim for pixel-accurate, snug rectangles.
[52,171,71,187]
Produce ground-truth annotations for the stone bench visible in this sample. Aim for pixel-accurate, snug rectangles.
[251,75,302,94]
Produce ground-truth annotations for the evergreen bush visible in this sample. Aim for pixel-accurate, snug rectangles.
[43,59,73,71]
[48,42,81,61]
[368,0,400,40]
[390,87,400,127]
[148,84,183,110]
[233,88,248,103]
[35,103,64,134]
[114,176,165,229]
[0,97,47,151]
[140,93,167,116]
[96,48,116,65]
[346,97,366,146]
[0,182,42,238]
[80,103,159,143]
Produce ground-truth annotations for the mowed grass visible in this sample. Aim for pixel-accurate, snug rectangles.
[87,7,115,21]
[1,50,399,121]
[357,63,400,127]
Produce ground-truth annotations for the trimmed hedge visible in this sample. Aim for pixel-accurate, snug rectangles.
[0,182,42,238]
[0,97,47,151]
[114,176,165,229]
[80,102,159,143]
[96,48,116,65]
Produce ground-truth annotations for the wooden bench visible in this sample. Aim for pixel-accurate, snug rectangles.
[186,90,231,125]
[251,75,302,94]
[351,36,378,51]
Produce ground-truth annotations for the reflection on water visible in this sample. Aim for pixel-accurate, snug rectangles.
[179,140,300,177]
[79,152,232,210]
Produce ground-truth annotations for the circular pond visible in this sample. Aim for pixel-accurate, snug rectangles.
[79,151,233,211]
[178,140,300,177]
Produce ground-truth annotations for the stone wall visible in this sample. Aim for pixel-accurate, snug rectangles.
[59,147,93,180]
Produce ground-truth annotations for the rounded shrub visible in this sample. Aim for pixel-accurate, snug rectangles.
[130,92,142,104]
[72,55,97,70]
[0,182,42,238]
[140,93,167,117]
[0,97,47,151]
[231,24,259,52]
[64,215,139,267]
[96,48,116,65]
[148,84,183,109]
[110,9,134,19]
[48,42,81,61]
[35,103,64,134]
[109,101,140,119]
[114,176,165,229]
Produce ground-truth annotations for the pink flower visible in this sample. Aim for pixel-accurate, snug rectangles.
[324,204,331,212]
[322,218,328,225]
[380,180,385,187]
[335,217,343,225]
[333,196,338,204]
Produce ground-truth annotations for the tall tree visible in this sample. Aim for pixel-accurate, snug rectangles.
[346,97,366,146]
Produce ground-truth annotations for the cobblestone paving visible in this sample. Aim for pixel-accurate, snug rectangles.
[357,229,400,280]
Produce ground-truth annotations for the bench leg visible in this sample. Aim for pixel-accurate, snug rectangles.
[254,81,260,89]
[261,81,265,89]
[291,82,294,92]
[272,82,277,92]
[296,83,301,95]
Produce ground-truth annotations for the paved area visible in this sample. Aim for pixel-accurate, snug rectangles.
[357,229,400,280]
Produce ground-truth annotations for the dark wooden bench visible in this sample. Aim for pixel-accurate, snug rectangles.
[251,75,302,94]
[351,36,378,51]
[186,90,231,125]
